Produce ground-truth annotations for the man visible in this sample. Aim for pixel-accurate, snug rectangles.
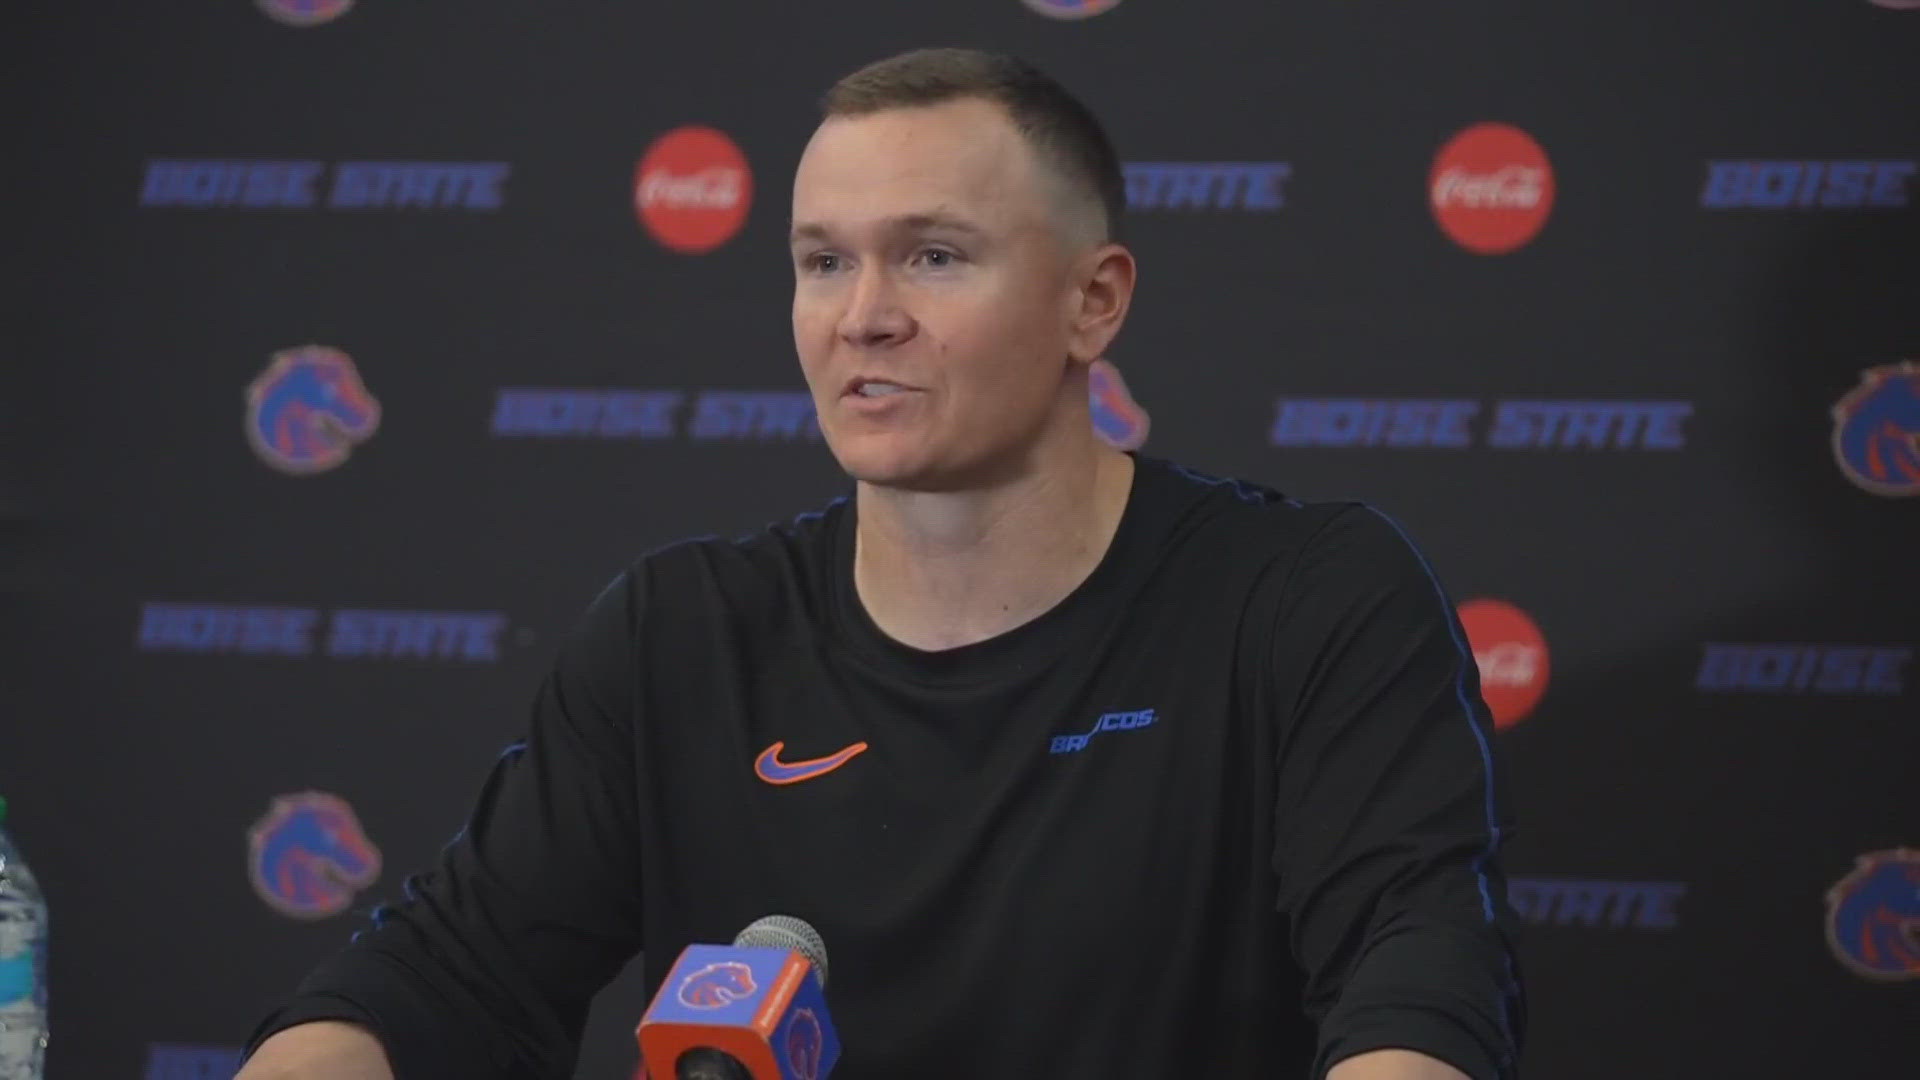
[238,48,1524,1079]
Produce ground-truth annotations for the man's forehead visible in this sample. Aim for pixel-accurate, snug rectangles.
[790,210,985,243]
[791,100,1045,222]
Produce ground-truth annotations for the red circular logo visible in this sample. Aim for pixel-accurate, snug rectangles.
[1429,122,1554,255]
[634,126,752,254]
[1456,598,1549,730]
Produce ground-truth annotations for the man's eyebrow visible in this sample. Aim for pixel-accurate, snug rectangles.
[788,213,986,244]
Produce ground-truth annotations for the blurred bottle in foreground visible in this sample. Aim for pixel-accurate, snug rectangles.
[0,796,47,1080]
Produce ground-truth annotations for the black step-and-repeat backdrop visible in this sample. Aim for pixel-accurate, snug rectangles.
[9,2,1916,1078]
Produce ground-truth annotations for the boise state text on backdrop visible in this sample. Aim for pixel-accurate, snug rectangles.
[1269,399,1693,449]
[1700,161,1914,209]
[137,603,508,661]
[142,160,509,210]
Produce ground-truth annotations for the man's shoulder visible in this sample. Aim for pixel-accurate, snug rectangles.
[1143,455,1365,556]
[1143,458,1435,600]
[619,496,847,613]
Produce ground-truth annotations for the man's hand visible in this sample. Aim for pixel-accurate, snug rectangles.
[233,1021,394,1080]
[1327,1048,1474,1080]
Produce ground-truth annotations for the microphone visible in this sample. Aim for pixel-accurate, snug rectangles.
[636,915,842,1080]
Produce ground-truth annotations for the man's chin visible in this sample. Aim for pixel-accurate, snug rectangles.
[829,439,953,492]
[840,456,937,492]
[826,427,1036,493]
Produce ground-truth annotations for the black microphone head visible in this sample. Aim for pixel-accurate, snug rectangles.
[674,1047,752,1080]
[733,914,830,988]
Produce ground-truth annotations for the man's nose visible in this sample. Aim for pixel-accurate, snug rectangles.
[837,265,915,348]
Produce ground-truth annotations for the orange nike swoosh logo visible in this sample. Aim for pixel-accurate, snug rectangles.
[754,741,869,785]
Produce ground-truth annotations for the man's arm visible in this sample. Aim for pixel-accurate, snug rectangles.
[237,1021,391,1080]
[240,569,650,1079]
[1328,1048,1472,1080]
[1266,506,1525,1080]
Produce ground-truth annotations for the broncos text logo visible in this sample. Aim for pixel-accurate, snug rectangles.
[248,791,382,920]
[676,961,758,1010]
[245,345,382,475]
[1830,360,1920,497]
[1824,848,1920,980]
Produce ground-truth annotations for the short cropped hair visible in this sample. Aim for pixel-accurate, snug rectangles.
[821,48,1126,246]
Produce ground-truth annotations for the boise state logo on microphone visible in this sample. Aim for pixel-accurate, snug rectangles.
[247,792,382,920]
[784,1007,824,1080]
[257,0,355,27]
[1824,848,1920,980]
[676,960,759,1009]
[1831,360,1920,496]
[245,345,382,475]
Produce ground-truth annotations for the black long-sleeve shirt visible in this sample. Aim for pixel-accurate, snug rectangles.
[245,454,1525,1078]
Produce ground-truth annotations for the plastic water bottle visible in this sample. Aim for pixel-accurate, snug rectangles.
[0,796,47,1080]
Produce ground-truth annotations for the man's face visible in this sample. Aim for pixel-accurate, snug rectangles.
[790,97,1087,490]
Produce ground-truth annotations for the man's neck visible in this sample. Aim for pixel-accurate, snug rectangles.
[851,440,1135,653]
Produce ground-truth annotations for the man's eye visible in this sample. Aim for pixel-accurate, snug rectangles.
[804,253,841,273]
[916,248,959,268]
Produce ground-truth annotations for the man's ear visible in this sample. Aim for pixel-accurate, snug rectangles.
[1067,243,1136,363]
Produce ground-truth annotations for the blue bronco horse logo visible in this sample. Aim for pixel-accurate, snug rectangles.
[257,0,355,28]
[1089,358,1150,451]
[1824,848,1920,980]
[676,960,759,1010]
[247,792,382,920]
[784,1007,824,1080]
[245,345,382,475]
[1830,360,1920,497]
